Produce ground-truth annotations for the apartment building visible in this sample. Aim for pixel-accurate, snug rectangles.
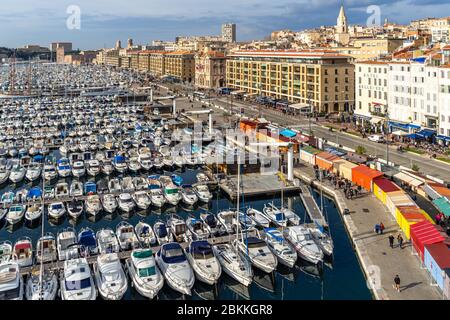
[226,50,355,113]
[195,50,226,89]
[164,51,195,82]
[438,66,450,139]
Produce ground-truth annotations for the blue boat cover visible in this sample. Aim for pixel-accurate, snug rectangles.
[157,224,168,237]
[205,214,217,228]
[33,155,44,162]
[171,175,183,186]
[160,243,186,264]
[275,212,285,222]
[264,228,284,242]
[280,128,296,138]
[79,230,96,247]
[114,155,125,162]
[27,187,42,198]
[190,241,212,255]
[84,182,97,194]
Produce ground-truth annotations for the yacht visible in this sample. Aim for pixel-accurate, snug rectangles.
[112,155,127,173]
[155,243,195,296]
[9,163,26,184]
[96,228,120,254]
[93,253,128,300]
[132,191,151,210]
[185,240,221,285]
[128,157,141,172]
[86,159,100,176]
[60,258,97,300]
[72,160,86,178]
[246,208,271,228]
[57,158,72,178]
[234,236,278,273]
[25,268,58,300]
[116,221,139,251]
[67,199,84,219]
[135,221,157,247]
[308,225,334,257]
[43,163,58,181]
[101,194,118,214]
[163,184,182,206]
[117,193,135,213]
[212,243,253,286]
[13,237,33,267]
[262,202,288,227]
[0,261,24,300]
[48,202,66,219]
[125,249,164,299]
[217,210,236,234]
[57,228,79,261]
[101,159,114,175]
[85,194,102,216]
[186,216,210,241]
[149,187,165,207]
[78,227,99,257]
[193,184,212,203]
[167,214,188,243]
[36,233,57,263]
[138,152,153,171]
[69,180,83,197]
[283,225,324,265]
[263,228,297,268]
[153,219,171,245]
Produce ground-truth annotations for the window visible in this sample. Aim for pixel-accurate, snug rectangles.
[335,69,338,75]
[442,115,445,122]
[359,101,362,109]
[335,78,338,83]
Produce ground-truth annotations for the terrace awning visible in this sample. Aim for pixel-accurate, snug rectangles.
[280,129,297,138]
[437,135,450,142]
[416,129,436,138]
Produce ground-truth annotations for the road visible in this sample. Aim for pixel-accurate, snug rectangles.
[156,82,450,182]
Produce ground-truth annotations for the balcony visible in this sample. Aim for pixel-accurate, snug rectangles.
[370,111,387,118]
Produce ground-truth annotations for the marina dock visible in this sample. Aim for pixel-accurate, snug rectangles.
[299,184,329,230]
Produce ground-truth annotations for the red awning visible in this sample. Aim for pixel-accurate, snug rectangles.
[410,220,445,261]
[14,243,31,250]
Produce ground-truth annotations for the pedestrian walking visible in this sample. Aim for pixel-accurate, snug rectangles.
[393,275,401,292]
[380,222,385,234]
[397,234,404,249]
[374,224,380,234]
[388,235,394,248]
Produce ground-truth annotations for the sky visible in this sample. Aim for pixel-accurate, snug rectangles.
[0,0,449,50]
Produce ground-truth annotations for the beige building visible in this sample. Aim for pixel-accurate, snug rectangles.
[194,51,226,89]
[50,42,72,52]
[332,37,404,61]
[335,5,350,46]
[164,51,195,82]
[226,50,355,113]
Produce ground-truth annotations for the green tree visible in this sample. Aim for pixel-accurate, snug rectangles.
[355,146,367,155]
[412,164,420,172]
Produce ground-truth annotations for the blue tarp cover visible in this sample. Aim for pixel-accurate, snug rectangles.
[79,230,96,247]
[280,129,296,138]
[190,240,213,255]
[160,243,186,264]
[27,187,42,198]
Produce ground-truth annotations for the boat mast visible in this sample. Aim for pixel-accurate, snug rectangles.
[38,161,45,299]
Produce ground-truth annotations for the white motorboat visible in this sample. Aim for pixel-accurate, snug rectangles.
[0,261,24,300]
[234,236,278,273]
[85,194,102,216]
[0,241,13,264]
[135,221,157,247]
[93,253,128,300]
[101,194,118,214]
[101,159,114,175]
[167,214,188,243]
[153,219,171,245]
[155,242,195,296]
[128,157,141,172]
[72,160,86,178]
[181,185,198,206]
[263,228,297,268]
[212,243,253,286]
[138,153,153,171]
[193,184,212,203]
[217,210,236,234]
[246,208,271,228]
[200,212,225,237]
[86,159,100,176]
[25,268,58,300]
[9,164,26,183]
[43,163,58,181]
[149,187,165,207]
[48,202,66,219]
[186,216,210,241]
[60,258,97,300]
[132,176,148,191]
[12,237,33,267]
[112,155,128,173]
[280,207,301,226]
[262,202,288,227]
[108,178,122,193]
[25,162,42,182]
[283,225,324,265]
[117,193,135,213]
[121,176,135,192]
[57,158,72,177]
[36,232,57,263]
[116,221,139,251]
[0,167,10,185]
[55,182,69,198]
[96,228,120,254]
[69,180,83,197]
[125,249,164,299]
[67,199,84,219]
[132,191,151,210]
[308,225,334,257]
[78,227,99,256]
[185,240,221,285]
[57,228,79,261]
[163,184,181,206]
[6,204,26,224]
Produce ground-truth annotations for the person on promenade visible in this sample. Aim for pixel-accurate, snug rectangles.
[397,234,404,249]
[388,235,394,248]
[374,224,380,234]
[393,275,401,292]
[379,222,385,234]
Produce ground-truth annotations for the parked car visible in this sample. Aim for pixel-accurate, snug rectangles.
[368,134,385,143]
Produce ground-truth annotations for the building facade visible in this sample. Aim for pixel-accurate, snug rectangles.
[335,6,350,46]
[222,23,236,43]
[226,50,355,113]
[164,52,195,82]
[194,51,226,89]
[50,42,72,52]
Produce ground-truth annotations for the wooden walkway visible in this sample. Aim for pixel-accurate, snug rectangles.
[299,184,328,230]
[19,230,257,276]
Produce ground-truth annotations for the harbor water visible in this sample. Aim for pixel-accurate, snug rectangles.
[0,164,372,300]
